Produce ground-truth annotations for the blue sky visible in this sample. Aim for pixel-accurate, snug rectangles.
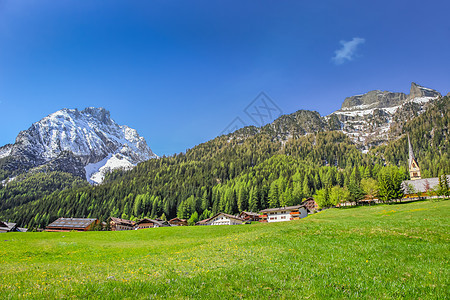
[1,0,449,155]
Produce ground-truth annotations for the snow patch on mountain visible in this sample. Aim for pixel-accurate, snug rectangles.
[0,144,12,159]
[85,153,135,184]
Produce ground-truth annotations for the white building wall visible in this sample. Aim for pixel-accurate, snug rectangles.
[208,215,243,225]
[267,207,308,223]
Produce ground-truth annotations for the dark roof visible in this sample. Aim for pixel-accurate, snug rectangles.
[110,217,135,226]
[259,205,308,213]
[46,218,97,229]
[137,218,170,227]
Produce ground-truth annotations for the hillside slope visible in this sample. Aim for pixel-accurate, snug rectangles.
[1,200,448,299]
[1,93,448,228]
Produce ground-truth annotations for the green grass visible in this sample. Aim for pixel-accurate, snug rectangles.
[1,200,449,299]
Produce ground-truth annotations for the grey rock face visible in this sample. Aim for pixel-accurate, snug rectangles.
[330,82,441,148]
[341,90,407,110]
[409,82,441,99]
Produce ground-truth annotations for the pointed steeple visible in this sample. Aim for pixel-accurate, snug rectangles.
[408,134,415,166]
[407,134,421,180]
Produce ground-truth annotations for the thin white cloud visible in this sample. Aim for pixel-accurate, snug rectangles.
[332,37,365,65]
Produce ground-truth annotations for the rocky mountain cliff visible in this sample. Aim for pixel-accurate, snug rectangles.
[222,82,443,151]
[0,107,157,184]
[329,82,441,148]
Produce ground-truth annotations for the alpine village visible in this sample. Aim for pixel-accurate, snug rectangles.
[1,83,449,234]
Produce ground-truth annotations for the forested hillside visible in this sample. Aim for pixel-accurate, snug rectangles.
[0,96,448,229]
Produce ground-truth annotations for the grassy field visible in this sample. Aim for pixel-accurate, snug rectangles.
[1,200,449,299]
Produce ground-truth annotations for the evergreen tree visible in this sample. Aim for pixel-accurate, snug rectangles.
[248,187,259,212]
[268,180,280,208]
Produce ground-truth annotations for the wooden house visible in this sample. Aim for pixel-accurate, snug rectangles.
[45,218,99,232]
[259,205,309,223]
[238,211,260,222]
[136,218,170,229]
[301,198,318,212]
[168,217,188,226]
[110,217,135,231]
[196,213,245,226]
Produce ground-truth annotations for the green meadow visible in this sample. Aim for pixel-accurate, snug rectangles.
[1,200,448,299]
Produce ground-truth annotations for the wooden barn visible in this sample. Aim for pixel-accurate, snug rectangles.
[109,217,135,231]
[45,218,99,232]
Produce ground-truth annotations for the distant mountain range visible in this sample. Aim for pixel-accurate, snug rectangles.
[0,107,156,184]
[228,82,442,149]
[1,84,448,229]
[0,82,444,185]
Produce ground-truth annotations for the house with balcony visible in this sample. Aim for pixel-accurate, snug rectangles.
[196,213,245,226]
[109,217,135,231]
[259,205,309,223]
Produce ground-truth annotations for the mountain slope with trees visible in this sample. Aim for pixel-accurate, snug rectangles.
[0,96,448,229]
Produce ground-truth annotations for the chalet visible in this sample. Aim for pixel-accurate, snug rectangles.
[136,218,170,229]
[259,205,309,223]
[0,221,27,233]
[238,211,260,222]
[301,198,318,212]
[110,217,135,231]
[45,218,99,232]
[196,213,245,226]
[168,217,188,226]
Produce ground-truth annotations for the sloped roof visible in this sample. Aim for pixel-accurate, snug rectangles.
[202,212,245,224]
[136,218,170,227]
[0,221,17,232]
[239,211,260,217]
[169,217,187,222]
[110,217,135,226]
[47,218,97,229]
[260,205,308,213]
[402,176,450,194]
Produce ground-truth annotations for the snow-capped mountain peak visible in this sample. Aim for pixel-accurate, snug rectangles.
[1,107,157,184]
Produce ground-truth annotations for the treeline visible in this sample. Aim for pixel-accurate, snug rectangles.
[0,132,366,228]
[0,171,88,211]
[0,97,449,229]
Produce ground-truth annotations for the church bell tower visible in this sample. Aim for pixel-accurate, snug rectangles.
[408,134,421,180]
